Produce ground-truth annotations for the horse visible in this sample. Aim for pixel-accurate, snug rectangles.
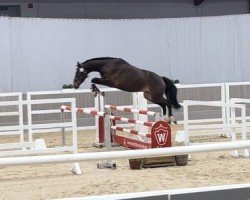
[73,57,181,123]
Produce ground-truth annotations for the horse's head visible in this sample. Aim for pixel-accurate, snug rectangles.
[73,62,88,89]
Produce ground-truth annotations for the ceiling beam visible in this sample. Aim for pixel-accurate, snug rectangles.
[194,0,205,6]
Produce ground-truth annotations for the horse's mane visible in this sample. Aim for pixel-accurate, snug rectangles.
[82,57,117,65]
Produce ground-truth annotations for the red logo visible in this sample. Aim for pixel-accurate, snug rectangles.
[151,121,171,148]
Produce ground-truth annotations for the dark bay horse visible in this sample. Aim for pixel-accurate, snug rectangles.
[73,57,181,123]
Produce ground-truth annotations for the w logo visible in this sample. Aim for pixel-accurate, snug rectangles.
[151,121,171,148]
[155,132,168,145]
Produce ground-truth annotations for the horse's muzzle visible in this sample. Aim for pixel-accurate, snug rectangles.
[73,82,79,89]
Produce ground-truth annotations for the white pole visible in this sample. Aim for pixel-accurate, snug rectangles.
[0,141,249,166]
[225,83,231,130]
[18,93,24,143]
[221,84,227,133]
[27,94,33,142]
[71,99,77,153]
[94,94,100,144]
[133,92,148,134]
[183,101,189,144]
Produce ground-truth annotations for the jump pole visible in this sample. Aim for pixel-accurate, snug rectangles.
[104,104,165,148]
[0,141,249,166]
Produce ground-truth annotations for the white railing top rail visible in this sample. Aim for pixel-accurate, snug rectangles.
[226,82,250,86]
[183,100,245,109]
[0,98,76,107]
[0,92,22,98]
[176,83,224,89]
[26,98,76,105]
[26,87,124,97]
[2,81,249,97]
[25,82,226,97]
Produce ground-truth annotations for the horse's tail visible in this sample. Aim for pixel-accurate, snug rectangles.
[162,76,181,109]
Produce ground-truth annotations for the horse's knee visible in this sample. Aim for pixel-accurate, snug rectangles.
[91,78,99,83]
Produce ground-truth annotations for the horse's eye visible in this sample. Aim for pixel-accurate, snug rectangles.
[79,68,84,72]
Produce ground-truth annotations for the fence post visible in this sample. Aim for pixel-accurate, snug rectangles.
[97,111,116,170]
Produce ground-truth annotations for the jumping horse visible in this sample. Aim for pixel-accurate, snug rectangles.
[73,57,181,123]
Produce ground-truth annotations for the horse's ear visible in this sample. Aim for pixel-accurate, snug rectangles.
[77,61,80,65]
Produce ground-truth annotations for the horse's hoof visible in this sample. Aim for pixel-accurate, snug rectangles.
[92,91,97,97]
[162,116,171,124]
[169,116,177,124]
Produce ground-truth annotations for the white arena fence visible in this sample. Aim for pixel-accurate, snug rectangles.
[27,88,135,136]
[3,81,249,132]
[178,100,249,157]
[230,98,250,123]
[230,98,250,134]
[0,92,24,143]
[26,89,148,140]
[1,82,250,141]
[147,83,226,125]
[0,97,81,174]
[225,82,250,125]
[0,82,250,175]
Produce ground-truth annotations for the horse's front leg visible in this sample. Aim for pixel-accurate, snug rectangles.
[90,84,104,97]
[91,78,111,86]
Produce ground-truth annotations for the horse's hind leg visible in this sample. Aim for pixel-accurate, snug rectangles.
[144,92,176,124]
[167,105,176,124]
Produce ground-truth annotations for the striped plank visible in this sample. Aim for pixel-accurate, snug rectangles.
[105,105,156,116]
[60,105,105,116]
[109,115,153,127]
[111,126,151,138]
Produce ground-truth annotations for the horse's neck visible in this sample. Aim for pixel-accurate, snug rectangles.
[84,61,103,73]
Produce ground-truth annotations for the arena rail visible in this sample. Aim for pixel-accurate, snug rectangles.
[2,82,247,135]
[0,97,81,174]
[180,100,248,157]
[25,82,227,133]
[0,140,249,166]
[0,92,24,142]
[147,82,226,124]
[225,82,250,126]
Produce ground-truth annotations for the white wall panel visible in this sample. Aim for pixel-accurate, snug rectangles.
[235,15,250,82]
[1,15,250,92]
[0,17,11,92]
[200,16,238,83]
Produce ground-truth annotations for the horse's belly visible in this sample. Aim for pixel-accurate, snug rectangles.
[117,81,147,92]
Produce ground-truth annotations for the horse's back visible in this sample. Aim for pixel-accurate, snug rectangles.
[100,58,164,93]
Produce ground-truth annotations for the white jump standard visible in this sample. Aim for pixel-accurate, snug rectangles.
[60,105,116,170]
